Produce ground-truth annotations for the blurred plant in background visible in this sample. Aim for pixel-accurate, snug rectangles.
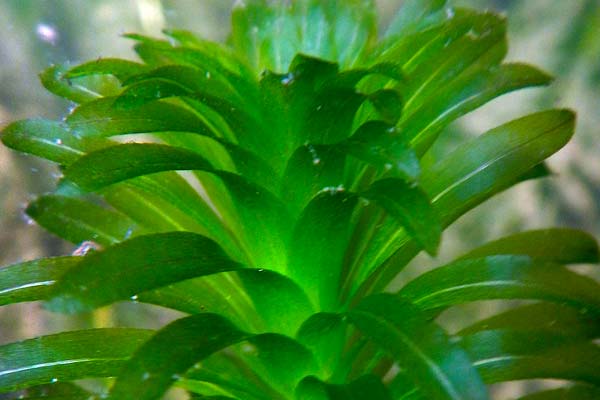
[0,1,598,398]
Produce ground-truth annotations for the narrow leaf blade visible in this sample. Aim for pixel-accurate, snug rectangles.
[47,232,242,313]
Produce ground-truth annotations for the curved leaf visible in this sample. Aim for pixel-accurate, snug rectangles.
[297,313,348,378]
[343,121,420,182]
[384,0,450,39]
[288,190,358,310]
[231,0,376,72]
[0,329,152,393]
[107,314,249,400]
[460,330,600,385]
[458,302,600,338]
[182,352,282,400]
[0,119,108,165]
[280,143,346,217]
[66,97,213,138]
[363,178,441,256]
[234,333,318,396]
[400,11,507,115]
[47,232,242,313]
[348,294,488,400]
[65,58,150,81]
[422,109,575,225]
[40,65,106,103]
[27,194,144,246]
[459,228,599,264]
[237,269,314,336]
[64,143,213,191]
[0,257,78,306]
[404,63,554,155]
[296,374,392,400]
[398,255,600,315]
[62,143,293,269]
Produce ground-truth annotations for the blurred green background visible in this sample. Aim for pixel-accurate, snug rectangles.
[0,1,598,398]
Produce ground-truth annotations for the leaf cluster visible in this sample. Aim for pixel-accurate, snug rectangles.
[1,1,599,399]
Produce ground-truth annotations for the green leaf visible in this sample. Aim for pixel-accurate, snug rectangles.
[107,314,249,400]
[387,372,422,400]
[458,302,600,338]
[348,294,488,400]
[63,143,213,191]
[348,108,571,298]
[0,119,108,165]
[140,268,314,335]
[365,89,404,125]
[65,58,150,81]
[400,11,507,115]
[517,384,600,400]
[0,329,152,393]
[137,273,255,330]
[182,352,282,400]
[343,121,420,181]
[288,190,358,310]
[460,330,600,385]
[118,64,245,110]
[403,63,554,155]
[161,29,252,79]
[281,143,346,217]
[233,333,318,396]
[62,142,293,269]
[305,87,366,145]
[16,385,92,399]
[217,172,293,270]
[126,33,255,88]
[363,178,441,255]
[47,232,242,313]
[40,65,109,103]
[296,374,392,400]
[1,382,94,400]
[231,0,376,72]
[27,194,144,246]
[422,109,575,225]
[459,228,599,263]
[66,97,213,138]
[101,172,243,260]
[296,313,348,378]
[398,255,600,314]
[237,269,314,336]
[384,0,450,39]
[0,257,78,306]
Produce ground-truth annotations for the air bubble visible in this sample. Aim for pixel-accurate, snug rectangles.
[36,23,59,45]
[21,213,35,226]
[130,295,139,302]
[54,138,63,145]
[50,378,58,383]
